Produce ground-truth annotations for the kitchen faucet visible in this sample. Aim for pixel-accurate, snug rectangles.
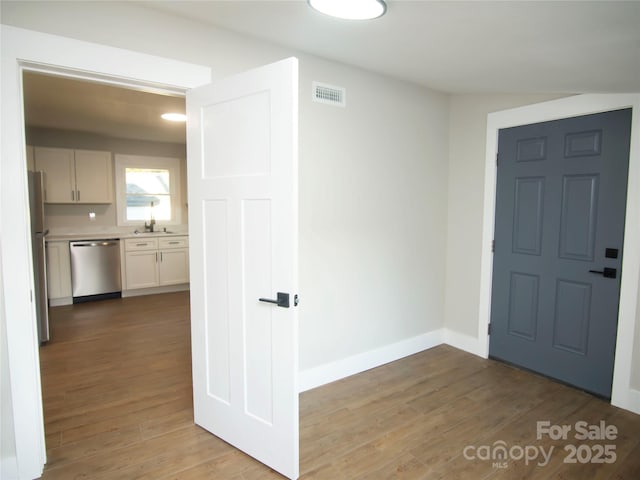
[144,219,155,232]
[145,201,156,232]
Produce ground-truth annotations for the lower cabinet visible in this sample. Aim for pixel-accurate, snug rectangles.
[124,236,189,290]
[45,241,72,301]
[158,248,190,285]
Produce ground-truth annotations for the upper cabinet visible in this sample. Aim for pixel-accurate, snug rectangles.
[74,149,113,203]
[34,147,113,204]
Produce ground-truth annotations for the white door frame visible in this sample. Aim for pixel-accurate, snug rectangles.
[1,25,210,479]
[478,94,640,414]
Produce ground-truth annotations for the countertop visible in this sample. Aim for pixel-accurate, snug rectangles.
[46,231,189,242]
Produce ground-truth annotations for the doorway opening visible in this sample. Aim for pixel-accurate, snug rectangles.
[21,69,193,472]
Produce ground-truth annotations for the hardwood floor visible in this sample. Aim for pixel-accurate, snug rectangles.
[39,293,640,479]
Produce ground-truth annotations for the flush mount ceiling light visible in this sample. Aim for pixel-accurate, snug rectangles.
[308,0,387,20]
[161,112,187,122]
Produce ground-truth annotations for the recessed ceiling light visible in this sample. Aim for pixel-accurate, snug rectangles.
[308,0,387,20]
[161,113,187,122]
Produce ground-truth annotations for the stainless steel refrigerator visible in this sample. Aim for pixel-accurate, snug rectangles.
[29,171,50,343]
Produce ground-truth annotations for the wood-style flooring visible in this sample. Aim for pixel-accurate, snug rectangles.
[39,292,640,479]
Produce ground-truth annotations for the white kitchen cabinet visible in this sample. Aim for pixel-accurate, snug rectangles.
[34,147,113,204]
[35,147,74,203]
[126,250,160,289]
[158,237,189,285]
[74,149,113,203]
[45,241,72,302]
[124,236,189,290]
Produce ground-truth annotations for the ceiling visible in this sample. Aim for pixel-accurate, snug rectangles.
[148,0,640,94]
[23,72,187,143]
[21,1,640,143]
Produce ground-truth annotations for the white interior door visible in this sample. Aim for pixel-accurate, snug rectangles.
[187,57,299,479]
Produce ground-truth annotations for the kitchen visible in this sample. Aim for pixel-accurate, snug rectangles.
[24,71,191,342]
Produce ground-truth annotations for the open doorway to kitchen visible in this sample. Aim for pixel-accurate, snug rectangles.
[23,72,190,309]
[22,71,196,474]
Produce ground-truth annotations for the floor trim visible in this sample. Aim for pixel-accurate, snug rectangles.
[300,328,640,415]
[299,329,444,392]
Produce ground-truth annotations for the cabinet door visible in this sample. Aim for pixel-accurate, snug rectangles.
[74,150,113,203]
[125,250,159,289]
[35,147,75,203]
[158,248,189,285]
[45,241,72,299]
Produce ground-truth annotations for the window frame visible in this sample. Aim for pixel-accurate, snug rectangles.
[115,154,182,227]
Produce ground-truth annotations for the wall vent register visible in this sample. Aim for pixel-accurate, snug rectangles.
[312,81,346,107]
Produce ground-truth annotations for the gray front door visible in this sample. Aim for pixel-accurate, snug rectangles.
[489,108,632,398]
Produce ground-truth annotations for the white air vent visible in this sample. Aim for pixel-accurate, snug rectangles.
[312,81,346,107]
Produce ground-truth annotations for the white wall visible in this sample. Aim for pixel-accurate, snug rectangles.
[299,58,449,370]
[26,127,187,232]
[1,2,448,374]
[0,0,291,81]
[0,240,19,479]
[633,265,640,390]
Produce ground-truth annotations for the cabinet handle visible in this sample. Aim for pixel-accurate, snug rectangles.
[71,190,75,201]
[156,252,158,262]
[168,241,179,245]
[160,252,163,262]
[77,190,80,201]
[136,243,148,247]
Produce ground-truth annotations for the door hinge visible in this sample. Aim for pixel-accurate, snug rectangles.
[491,240,495,253]
[488,323,492,335]
[496,153,499,166]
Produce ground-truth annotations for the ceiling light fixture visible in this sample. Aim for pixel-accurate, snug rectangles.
[308,0,387,20]
[161,113,187,122]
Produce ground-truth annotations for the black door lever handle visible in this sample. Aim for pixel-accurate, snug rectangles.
[259,292,290,308]
[589,268,617,279]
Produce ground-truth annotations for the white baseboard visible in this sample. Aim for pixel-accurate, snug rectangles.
[298,326,640,418]
[49,297,72,307]
[298,329,444,393]
[629,389,640,415]
[122,284,189,298]
[443,328,487,358]
[612,387,640,416]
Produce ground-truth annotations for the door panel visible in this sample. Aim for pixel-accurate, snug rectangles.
[490,109,632,398]
[507,272,539,340]
[559,174,598,260]
[188,58,299,479]
[552,279,591,355]
[512,177,544,255]
[202,199,231,404]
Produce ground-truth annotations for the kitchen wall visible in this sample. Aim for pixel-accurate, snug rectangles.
[26,126,187,233]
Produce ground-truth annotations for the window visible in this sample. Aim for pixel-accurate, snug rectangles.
[125,167,171,221]
[115,155,182,226]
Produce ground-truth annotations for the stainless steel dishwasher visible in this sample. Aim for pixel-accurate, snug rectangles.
[70,239,122,302]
